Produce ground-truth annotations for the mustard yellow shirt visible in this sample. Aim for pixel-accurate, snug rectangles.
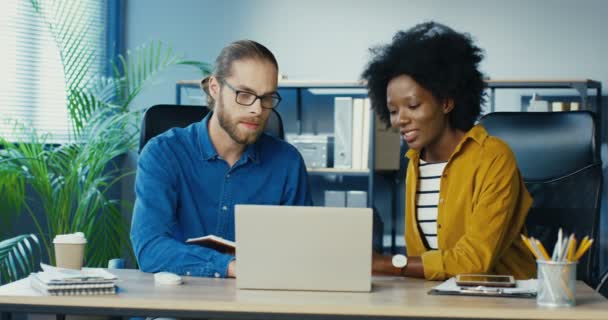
[405,124,536,280]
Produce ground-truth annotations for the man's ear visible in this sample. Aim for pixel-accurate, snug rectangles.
[442,99,455,114]
[208,76,221,100]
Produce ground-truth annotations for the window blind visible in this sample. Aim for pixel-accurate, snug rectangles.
[0,0,107,143]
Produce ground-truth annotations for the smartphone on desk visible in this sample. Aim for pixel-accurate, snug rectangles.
[455,274,516,288]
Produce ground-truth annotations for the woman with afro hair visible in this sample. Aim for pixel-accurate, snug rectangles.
[363,22,535,280]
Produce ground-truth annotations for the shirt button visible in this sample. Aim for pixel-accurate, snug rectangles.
[186,271,191,276]
[226,174,230,178]
[439,198,445,204]
[214,272,220,278]
[222,205,228,211]
[437,224,442,229]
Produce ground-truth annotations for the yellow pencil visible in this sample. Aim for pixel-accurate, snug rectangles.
[574,239,594,261]
[567,236,577,262]
[520,235,539,259]
[574,237,589,260]
[534,238,551,261]
[574,240,593,260]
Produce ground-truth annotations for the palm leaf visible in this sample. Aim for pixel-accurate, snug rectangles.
[31,0,102,135]
[82,197,133,267]
[110,41,210,111]
[0,126,42,239]
[178,60,213,75]
[0,234,40,284]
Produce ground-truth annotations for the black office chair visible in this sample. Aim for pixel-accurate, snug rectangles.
[139,104,285,152]
[479,111,603,288]
[107,104,285,270]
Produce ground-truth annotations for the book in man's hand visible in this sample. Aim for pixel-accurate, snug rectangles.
[186,235,235,255]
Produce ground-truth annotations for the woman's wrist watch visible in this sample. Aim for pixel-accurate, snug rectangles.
[392,254,408,274]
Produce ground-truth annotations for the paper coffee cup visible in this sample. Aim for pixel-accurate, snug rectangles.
[53,232,87,269]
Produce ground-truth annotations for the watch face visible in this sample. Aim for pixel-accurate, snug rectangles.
[392,254,408,268]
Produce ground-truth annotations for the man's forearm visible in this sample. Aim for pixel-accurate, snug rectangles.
[134,234,233,277]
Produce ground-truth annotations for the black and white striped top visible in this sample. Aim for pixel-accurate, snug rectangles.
[416,159,447,250]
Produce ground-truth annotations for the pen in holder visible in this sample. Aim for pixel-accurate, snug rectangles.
[521,230,593,308]
[536,260,577,307]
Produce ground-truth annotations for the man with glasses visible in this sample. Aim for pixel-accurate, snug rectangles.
[131,40,312,278]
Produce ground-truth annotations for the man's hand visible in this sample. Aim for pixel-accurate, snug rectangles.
[227,260,236,278]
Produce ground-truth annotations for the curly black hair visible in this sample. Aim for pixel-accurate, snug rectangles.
[361,21,486,131]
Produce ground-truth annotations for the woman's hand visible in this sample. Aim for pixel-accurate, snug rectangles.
[372,251,425,278]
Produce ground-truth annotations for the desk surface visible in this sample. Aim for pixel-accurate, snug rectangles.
[1,269,607,320]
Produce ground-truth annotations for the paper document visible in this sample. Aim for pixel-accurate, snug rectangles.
[38,263,117,283]
[429,277,537,298]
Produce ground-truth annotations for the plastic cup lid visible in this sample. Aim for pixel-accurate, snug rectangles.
[53,232,87,244]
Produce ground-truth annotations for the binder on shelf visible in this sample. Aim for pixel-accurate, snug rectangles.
[334,97,353,168]
[351,98,365,170]
[360,98,371,170]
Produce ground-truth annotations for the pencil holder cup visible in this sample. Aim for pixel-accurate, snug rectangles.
[536,260,577,307]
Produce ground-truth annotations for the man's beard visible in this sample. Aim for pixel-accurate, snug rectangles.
[216,95,265,145]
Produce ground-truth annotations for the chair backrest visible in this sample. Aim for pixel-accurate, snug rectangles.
[139,104,285,152]
[479,111,603,286]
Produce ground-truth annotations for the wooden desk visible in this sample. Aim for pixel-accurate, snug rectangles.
[1,269,607,320]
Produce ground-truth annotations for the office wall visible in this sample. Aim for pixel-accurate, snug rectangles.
[125,0,608,268]
[125,0,608,110]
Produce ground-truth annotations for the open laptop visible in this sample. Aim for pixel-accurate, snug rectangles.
[235,205,372,292]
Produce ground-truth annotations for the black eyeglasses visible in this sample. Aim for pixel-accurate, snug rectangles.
[221,80,282,109]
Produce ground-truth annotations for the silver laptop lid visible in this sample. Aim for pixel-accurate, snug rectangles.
[235,205,372,292]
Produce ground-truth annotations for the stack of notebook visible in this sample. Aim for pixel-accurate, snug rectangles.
[29,263,118,296]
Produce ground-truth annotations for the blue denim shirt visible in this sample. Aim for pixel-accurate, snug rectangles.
[130,113,312,278]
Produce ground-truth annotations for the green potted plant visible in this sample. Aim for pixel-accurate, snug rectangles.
[0,0,210,283]
[0,145,39,285]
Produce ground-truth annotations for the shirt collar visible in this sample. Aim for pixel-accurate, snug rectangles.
[405,124,488,160]
[242,140,260,164]
[198,113,217,160]
[198,112,260,164]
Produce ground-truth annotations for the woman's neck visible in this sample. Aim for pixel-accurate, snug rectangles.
[422,127,466,163]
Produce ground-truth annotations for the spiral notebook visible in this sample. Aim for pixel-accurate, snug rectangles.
[29,264,118,296]
[30,274,116,295]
